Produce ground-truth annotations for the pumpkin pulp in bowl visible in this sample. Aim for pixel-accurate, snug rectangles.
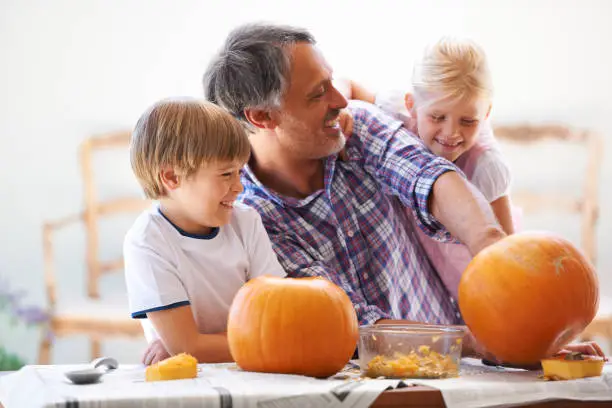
[358,325,465,379]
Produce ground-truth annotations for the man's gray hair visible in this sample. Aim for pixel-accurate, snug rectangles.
[203,23,315,123]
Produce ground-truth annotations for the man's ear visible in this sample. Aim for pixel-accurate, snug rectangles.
[160,166,181,192]
[244,108,278,130]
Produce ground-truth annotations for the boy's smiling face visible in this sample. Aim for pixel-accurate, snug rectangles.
[162,159,245,235]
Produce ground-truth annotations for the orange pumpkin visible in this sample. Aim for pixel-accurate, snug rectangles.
[227,276,359,377]
[458,232,599,365]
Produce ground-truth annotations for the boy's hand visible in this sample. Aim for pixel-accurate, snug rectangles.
[142,339,171,366]
[338,109,354,162]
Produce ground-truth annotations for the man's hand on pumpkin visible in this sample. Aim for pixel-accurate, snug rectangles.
[555,341,607,360]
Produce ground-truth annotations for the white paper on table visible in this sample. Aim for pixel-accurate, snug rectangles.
[0,362,400,408]
[4,358,610,408]
[412,358,612,408]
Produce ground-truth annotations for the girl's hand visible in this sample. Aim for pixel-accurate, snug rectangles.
[337,109,354,162]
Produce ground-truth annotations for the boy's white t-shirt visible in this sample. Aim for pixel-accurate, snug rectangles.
[123,203,285,342]
[374,89,511,202]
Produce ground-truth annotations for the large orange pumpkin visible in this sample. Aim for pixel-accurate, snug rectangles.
[458,232,599,365]
[227,276,359,377]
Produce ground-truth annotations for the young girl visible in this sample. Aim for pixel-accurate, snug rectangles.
[340,37,521,301]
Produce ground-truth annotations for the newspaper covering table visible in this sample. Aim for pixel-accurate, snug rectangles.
[414,358,612,408]
[0,361,400,408]
[1,358,611,408]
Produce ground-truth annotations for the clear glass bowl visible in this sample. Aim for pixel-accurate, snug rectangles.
[358,324,466,379]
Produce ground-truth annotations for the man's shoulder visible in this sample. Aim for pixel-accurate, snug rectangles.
[345,100,418,151]
[343,100,420,162]
[347,99,405,129]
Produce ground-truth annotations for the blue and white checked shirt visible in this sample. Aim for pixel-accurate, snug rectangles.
[239,101,462,326]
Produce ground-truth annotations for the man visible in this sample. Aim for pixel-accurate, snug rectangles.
[203,22,504,328]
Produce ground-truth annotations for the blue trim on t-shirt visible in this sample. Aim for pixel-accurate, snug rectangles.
[131,300,191,319]
[157,208,220,239]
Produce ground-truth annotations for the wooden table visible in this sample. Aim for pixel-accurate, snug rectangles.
[371,386,612,407]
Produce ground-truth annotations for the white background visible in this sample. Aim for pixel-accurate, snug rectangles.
[1,0,610,363]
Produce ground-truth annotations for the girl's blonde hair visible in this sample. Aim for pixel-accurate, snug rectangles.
[130,98,250,199]
[412,37,493,106]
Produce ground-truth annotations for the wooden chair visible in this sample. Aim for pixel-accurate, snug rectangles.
[39,131,150,364]
[493,124,611,351]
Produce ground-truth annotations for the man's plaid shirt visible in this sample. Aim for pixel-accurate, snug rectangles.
[239,101,462,326]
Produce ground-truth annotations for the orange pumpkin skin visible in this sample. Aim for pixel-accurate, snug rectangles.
[458,232,599,365]
[227,276,359,378]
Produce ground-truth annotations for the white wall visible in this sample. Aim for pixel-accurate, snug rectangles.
[1,0,611,364]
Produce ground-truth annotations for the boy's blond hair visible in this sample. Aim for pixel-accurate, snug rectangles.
[412,37,493,106]
[130,98,250,199]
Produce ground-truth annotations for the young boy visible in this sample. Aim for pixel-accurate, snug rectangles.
[124,98,285,365]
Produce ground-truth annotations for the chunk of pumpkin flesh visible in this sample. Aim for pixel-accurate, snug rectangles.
[541,356,604,380]
[145,353,198,382]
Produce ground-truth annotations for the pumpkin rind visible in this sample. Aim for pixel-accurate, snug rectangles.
[227,276,359,377]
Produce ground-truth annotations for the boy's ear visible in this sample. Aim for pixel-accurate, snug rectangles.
[244,108,278,130]
[160,166,181,191]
